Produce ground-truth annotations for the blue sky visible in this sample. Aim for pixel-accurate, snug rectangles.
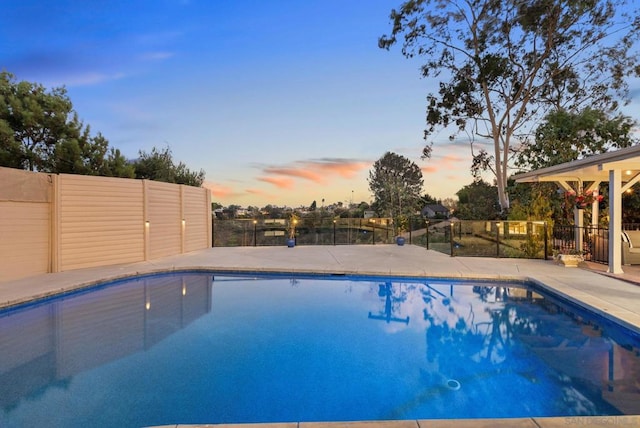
[2,0,480,208]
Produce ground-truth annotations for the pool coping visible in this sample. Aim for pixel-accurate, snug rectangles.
[4,264,639,336]
[151,415,640,427]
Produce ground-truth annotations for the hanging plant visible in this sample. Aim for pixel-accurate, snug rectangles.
[564,190,603,209]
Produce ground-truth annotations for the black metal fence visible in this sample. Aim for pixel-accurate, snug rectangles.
[552,224,640,264]
[212,217,550,259]
[552,225,607,262]
[212,217,397,247]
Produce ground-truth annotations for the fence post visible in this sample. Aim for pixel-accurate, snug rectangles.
[425,220,429,250]
[544,222,548,260]
[372,220,375,245]
[333,220,336,245]
[450,222,455,257]
[409,217,412,245]
[496,222,501,257]
[253,220,257,246]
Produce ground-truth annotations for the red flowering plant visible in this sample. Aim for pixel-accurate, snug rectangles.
[564,190,603,209]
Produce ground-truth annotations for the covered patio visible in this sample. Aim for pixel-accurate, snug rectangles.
[515,144,640,274]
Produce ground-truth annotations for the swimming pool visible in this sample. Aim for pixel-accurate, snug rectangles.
[1,272,639,427]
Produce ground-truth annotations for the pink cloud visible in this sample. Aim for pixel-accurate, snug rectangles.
[261,159,370,186]
[441,153,465,163]
[245,188,267,195]
[422,152,468,175]
[202,181,236,198]
[258,176,295,189]
[306,159,370,179]
[421,165,439,174]
[245,188,280,200]
[263,167,326,184]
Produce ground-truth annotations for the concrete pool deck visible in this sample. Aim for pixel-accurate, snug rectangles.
[1,245,640,427]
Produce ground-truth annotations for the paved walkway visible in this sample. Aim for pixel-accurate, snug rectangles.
[1,245,640,427]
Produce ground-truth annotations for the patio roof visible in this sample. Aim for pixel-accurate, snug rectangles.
[514,144,640,275]
[514,144,640,185]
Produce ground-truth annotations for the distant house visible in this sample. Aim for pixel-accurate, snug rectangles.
[363,210,376,219]
[421,204,450,219]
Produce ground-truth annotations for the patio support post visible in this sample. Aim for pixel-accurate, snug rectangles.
[544,222,548,260]
[609,169,624,274]
[574,207,584,252]
[592,195,599,228]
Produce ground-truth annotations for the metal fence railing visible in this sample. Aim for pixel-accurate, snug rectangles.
[552,225,606,262]
[552,224,640,265]
[438,220,548,259]
[212,217,551,260]
[212,217,396,247]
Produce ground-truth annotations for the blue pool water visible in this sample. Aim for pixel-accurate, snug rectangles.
[1,272,639,427]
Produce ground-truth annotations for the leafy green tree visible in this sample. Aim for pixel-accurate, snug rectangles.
[0,72,133,177]
[508,182,555,222]
[52,130,134,177]
[0,116,20,168]
[246,206,261,218]
[133,146,205,186]
[512,108,638,225]
[516,109,637,171]
[622,186,640,223]
[261,204,285,219]
[441,197,457,213]
[420,193,438,205]
[380,0,640,211]
[354,201,371,218]
[368,152,423,231]
[1,71,76,171]
[507,181,556,257]
[455,181,501,220]
[226,205,241,219]
[103,146,136,178]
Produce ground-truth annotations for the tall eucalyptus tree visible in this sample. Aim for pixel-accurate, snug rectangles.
[380,0,640,211]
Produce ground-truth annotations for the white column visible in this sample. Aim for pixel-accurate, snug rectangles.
[591,184,601,228]
[609,169,623,274]
[574,207,584,251]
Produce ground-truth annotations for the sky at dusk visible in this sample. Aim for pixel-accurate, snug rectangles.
[2,0,510,207]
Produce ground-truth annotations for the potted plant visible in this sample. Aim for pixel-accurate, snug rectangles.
[553,248,584,267]
[395,214,408,246]
[287,213,298,247]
